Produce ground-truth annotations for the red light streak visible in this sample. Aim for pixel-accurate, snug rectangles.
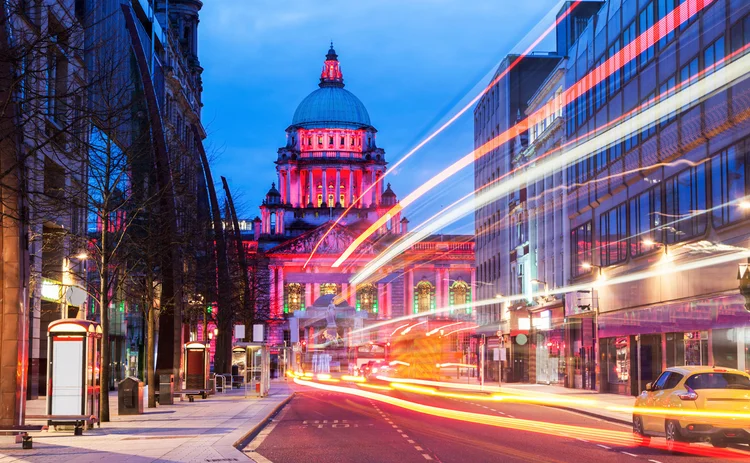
[334,0,715,269]
[294,378,750,459]
[304,1,585,269]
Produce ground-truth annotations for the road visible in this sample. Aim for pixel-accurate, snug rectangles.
[243,382,746,463]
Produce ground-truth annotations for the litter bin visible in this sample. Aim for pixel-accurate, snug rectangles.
[118,377,143,415]
[159,374,174,405]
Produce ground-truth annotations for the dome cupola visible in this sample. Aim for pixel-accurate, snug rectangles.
[290,44,373,130]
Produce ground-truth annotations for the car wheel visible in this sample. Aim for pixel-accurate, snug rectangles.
[711,437,728,448]
[632,415,650,446]
[665,420,684,454]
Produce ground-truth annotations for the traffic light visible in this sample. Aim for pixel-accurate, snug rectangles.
[301,339,307,352]
[206,305,212,314]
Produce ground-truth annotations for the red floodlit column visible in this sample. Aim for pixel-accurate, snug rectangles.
[443,269,450,310]
[371,169,377,206]
[276,266,285,318]
[470,268,477,320]
[406,269,414,314]
[358,169,364,207]
[386,283,392,319]
[285,168,292,205]
[322,169,328,205]
[348,169,354,206]
[377,283,384,319]
[308,169,314,207]
[435,269,442,312]
[269,265,277,318]
[335,169,341,206]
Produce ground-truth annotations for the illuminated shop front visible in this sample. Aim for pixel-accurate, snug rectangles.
[531,306,565,385]
[598,294,750,396]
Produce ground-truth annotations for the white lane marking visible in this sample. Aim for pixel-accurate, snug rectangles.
[397,429,403,433]
[648,460,663,463]
[621,452,637,457]
[415,446,423,451]
[423,454,433,460]
[392,425,398,428]
[597,444,611,450]
[576,438,588,443]
[408,440,415,444]
[402,434,409,438]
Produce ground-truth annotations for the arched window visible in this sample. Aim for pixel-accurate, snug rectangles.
[285,283,304,314]
[414,279,434,314]
[327,193,335,207]
[450,279,471,313]
[317,194,323,207]
[356,283,378,313]
[339,193,345,207]
[269,212,276,234]
[320,283,339,296]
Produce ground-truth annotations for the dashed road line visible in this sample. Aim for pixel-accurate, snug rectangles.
[407,440,415,444]
[597,444,611,450]
[422,454,433,460]
[415,446,424,451]
[621,451,637,457]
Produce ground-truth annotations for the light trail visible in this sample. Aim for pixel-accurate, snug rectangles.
[351,46,750,284]
[303,1,585,269]
[390,323,411,336]
[294,378,750,459]
[401,320,428,335]
[351,247,750,338]
[334,0,715,269]
[443,325,478,337]
[426,322,463,336]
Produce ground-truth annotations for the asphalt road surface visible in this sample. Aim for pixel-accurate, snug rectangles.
[246,384,747,463]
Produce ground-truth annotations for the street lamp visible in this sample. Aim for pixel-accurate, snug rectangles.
[581,262,602,275]
[642,238,668,254]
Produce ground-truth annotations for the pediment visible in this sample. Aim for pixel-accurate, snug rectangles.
[267,222,375,255]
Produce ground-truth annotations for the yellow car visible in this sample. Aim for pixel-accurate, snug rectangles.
[632,366,750,451]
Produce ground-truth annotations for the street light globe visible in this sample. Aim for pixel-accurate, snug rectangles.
[642,238,656,246]
[75,252,88,260]
[213,328,219,335]
[581,263,592,270]
[740,201,750,210]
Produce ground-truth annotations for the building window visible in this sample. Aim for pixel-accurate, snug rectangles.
[571,221,592,278]
[599,203,628,267]
[356,283,377,313]
[269,212,276,234]
[622,21,637,83]
[639,2,655,68]
[327,193,335,207]
[285,283,304,314]
[680,56,699,83]
[449,279,471,314]
[659,75,677,126]
[704,35,725,74]
[608,42,622,96]
[320,283,339,296]
[339,193,345,206]
[630,185,663,257]
[656,0,676,49]
[664,163,707,244]
[730,14,750,54]
[711,145,747,228]
[414,279,434,314]
[317,193,323,207]
[328,136,334,145]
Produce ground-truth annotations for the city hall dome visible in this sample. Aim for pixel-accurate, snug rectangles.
[290,44,373,130]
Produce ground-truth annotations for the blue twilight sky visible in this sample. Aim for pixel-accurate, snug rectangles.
[199,0,560,230]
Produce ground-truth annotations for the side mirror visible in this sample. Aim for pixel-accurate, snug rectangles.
[645,382,653,392]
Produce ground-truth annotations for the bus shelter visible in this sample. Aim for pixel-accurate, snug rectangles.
[46,319,102,427]
[234,342,270,397]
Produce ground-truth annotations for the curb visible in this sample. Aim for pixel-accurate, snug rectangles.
[551,405,631,426]
[233,392,295,450]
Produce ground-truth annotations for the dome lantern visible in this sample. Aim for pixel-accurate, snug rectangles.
[320,42,344,89]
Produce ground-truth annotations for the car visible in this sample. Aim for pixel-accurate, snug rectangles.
[632,365,750,452]
[358,360,379,377]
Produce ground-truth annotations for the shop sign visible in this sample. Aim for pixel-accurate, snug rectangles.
[41,278,63,302]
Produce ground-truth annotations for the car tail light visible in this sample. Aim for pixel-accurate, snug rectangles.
[678,386,698,401]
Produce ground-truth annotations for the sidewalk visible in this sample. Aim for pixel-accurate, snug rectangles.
[435,375,633,425]
[0,379,293,463]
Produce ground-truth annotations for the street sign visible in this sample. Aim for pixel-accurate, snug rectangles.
[499,348,507,361]
[496,330,502,337]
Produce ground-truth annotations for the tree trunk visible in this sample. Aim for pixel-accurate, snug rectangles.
[98,226,110,422]
[221,177,253,331]
[147,302,156,408]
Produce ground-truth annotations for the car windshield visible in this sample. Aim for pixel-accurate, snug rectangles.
[685,373,750,390]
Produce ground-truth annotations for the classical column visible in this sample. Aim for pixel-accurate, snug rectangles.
[385,282,392,319]
[305,268,312,308]
[435,269,442,313]
[341,282,348,305]
[269,265,276,318]
[321,169,328,207]
[444,269,451,310]
[308,169,314,206]
[371,169,377,206]
[377,283,384,319]
[277,266,285,318]
[470,267,477,321]
[285,167,292,205]
[335,169,341,206]
[406,269,414,314]
[348,169,354,206]
[359,169,365,207]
